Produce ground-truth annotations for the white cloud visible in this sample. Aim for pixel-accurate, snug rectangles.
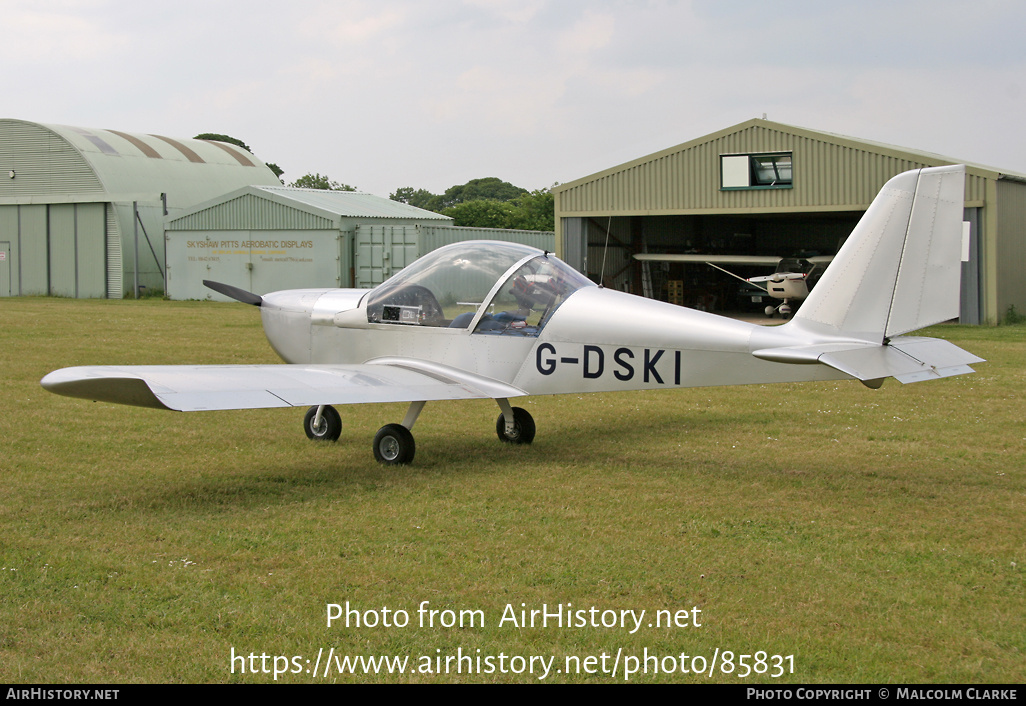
[0,5,129,63]
[557,10,616,57]
[297,3,407,45]
[460,0,547,24]
[3,0,1025,194]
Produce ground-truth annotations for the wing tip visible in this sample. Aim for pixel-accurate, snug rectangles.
[41,368,172,410]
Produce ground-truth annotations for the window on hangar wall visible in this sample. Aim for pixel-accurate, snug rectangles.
[720,152,793,190]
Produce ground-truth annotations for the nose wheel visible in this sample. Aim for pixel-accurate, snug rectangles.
[764,301,793,319]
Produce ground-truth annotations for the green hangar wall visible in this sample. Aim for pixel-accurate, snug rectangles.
[0,119,282,298]
[554,119,1026,324]
[164,186,555,300]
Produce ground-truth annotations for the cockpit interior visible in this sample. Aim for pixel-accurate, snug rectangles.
[365,241,594,336]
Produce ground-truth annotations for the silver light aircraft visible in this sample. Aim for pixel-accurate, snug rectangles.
[42,165,983,465]
[634,253,834,318]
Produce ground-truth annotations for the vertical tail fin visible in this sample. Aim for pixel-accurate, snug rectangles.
[790,164,966,342]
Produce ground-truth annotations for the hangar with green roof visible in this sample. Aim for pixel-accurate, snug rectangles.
[0,118,555,302]
[0,118,282,298]
[163,184,554,301]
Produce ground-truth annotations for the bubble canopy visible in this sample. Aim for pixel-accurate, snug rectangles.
[364,241,594,336]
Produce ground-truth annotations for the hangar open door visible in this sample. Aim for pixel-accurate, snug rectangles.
[563,212,863,313]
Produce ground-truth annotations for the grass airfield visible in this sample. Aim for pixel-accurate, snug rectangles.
[1,297,1023,683]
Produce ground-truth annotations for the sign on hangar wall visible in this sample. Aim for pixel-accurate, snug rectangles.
[165,230,343,300]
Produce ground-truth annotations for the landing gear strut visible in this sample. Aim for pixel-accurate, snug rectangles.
[327,398,537,465]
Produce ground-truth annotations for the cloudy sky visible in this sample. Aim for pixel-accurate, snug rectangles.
[3,0,1024,196]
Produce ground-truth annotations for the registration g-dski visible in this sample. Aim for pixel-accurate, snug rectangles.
[43,165,984,465]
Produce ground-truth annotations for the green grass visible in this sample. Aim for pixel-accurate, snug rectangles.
[1,298,1023,683]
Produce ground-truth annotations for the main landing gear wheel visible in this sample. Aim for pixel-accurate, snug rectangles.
[304,405,342,441]
[373,423,416,465]
[496,407,536,445]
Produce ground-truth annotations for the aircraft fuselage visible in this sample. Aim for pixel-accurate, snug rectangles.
[260,285,849,398]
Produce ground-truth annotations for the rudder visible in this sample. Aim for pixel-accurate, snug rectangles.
[789,165,966,342]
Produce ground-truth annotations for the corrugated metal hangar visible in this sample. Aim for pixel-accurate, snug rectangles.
[554,119,1026,324]
[0,119,282,298]
[166,186,555,301]
[0,117,555,302]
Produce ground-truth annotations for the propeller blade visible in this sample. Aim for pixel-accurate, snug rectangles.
[203,280,263,306]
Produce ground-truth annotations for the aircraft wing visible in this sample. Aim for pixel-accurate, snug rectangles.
[747,273,806,283]
[634,254,781,266]
[40,360,527,412]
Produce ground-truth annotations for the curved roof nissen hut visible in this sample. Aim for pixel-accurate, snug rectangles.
[0,119,282,298]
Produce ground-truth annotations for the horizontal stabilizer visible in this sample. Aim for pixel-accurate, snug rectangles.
[753,336,983,384]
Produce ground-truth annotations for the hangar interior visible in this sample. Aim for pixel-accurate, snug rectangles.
[555,119,1026,324]
[577,211,861,313]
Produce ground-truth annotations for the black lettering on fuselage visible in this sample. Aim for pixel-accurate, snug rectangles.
[643,349,664,384]
[614,348,634,381]
[534,344,682,385]
[583,345,603,379]
[537,342,556,375]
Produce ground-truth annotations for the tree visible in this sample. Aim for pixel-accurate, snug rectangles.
[441,199,520,229]
[510,188,555,231]
[194,133,252,152]
[390,177,532,213]
[289,173,357,191]
[440,192,555,231]
[390,179,555,230]
[194,133,283,182]
[390,187,438,210]
[436,177,527,210]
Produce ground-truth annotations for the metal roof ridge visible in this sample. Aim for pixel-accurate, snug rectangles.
[553,118,1026,191]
